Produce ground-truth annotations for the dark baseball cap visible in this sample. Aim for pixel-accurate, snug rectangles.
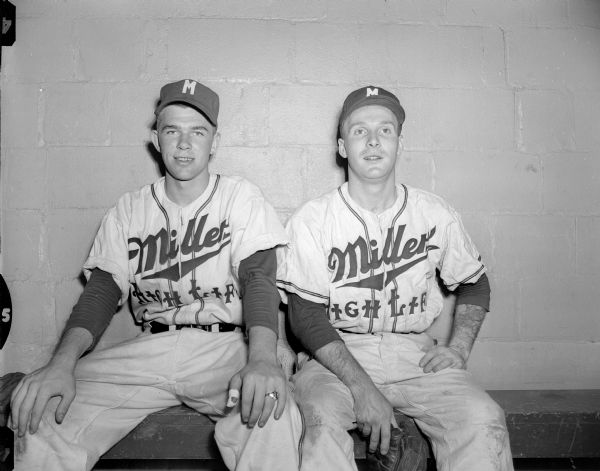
[154,79,219,127]
[339,85,405,132]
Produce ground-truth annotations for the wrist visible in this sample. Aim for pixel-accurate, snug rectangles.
[347,377,378,400]
[447,343,468,362]
[247,325,278,363]
[48,351,79,371]
[248,347,277,364]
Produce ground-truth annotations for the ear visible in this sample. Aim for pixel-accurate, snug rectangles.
[210,131,221,158]
[338,137,347,159]
[151,129,161,153]
[397,134,404,156]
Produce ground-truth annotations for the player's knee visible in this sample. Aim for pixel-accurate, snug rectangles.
[294,391,354,430]
[297,396,339,428]
[464,395,508,432]
[294,379,350,427]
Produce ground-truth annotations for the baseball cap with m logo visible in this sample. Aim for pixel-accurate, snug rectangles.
[154,79,219,127]
[338,85,405,132]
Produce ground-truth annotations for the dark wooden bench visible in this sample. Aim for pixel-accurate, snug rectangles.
[100,389,600,463]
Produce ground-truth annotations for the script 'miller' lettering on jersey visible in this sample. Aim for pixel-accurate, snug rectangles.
[327,225,439,289]
[128,214,231,281]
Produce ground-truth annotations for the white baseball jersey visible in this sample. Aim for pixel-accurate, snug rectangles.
[277,183,485,334]
[83,174,288,328]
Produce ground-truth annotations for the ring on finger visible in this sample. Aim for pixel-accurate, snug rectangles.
[264,391,279,401]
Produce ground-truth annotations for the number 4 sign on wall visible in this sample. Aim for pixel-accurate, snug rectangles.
[0,274,12,349]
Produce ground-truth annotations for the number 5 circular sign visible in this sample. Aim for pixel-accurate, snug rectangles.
[0,274,12,349]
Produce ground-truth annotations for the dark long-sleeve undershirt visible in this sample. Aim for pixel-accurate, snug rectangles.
[456,273,490,312]
[238,248,280,334]
[64,268,121,351]
[288,293,341,354]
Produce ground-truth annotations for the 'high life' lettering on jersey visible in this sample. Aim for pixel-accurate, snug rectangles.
[128,214,231,281]
[329,290,427,320]
[131,280,240,307]
[327,225,439,288]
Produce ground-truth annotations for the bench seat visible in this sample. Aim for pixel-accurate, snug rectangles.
[102,389,600,461]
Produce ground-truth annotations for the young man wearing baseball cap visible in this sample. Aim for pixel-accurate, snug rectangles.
[10,79,302,470]
[277,86,513,470]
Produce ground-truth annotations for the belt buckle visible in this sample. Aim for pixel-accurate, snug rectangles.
[197,324,216,332]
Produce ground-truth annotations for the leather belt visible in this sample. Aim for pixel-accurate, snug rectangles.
[339,328,376,335]
[150,323,240,334]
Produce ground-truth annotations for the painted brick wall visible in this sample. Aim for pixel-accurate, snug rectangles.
[1,0,599,389]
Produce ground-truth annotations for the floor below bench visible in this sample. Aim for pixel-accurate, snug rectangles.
[94,458,600,471]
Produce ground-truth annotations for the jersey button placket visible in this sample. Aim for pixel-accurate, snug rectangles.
[378,215,395,334]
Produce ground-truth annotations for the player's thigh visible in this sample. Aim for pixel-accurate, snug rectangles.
[383,368,505,429]
[35,379,178,454]
[178,330,248,414]
[75,330,180,384]
[291,359,355,430]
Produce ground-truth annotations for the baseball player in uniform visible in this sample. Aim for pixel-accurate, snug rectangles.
[277,86,513,470]
[10,79,302,471]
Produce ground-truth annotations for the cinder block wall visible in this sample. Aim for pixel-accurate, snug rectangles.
[1,1,599,389]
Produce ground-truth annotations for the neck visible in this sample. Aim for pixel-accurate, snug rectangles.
[347,177,397,214]
[164,173,210,207]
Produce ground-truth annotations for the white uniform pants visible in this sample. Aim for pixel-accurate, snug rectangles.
[293,331,513,471]
[14,328,303,471]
